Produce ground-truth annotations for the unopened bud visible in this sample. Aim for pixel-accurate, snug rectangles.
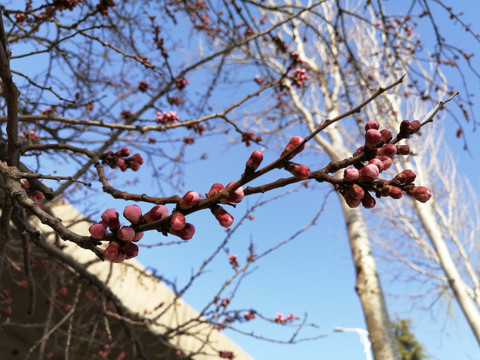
[170,223,196,240]
[245,150,263,173]
[124,242,139,259]
[365,129,382,148]
[361,192,376,209]
[89,223,106,240]
[380,129,393,143]
[343,167,359,181]
[170,212,186,231]
[133,232,144,242]
[396,145,410,155]
[211,205,234,228]
[406,186,432,203]
[385,185,403,199]
[207,183,225,198]
[224,182,245,203]
[377,144,397,158]
[179,191,200,209]
[395,169,416,184]
[143,205,168,223]
[358,164,379,182]
[281,136,305,159]
[118,226,136,242]
[347,184,365,200]
[285,162,311,180]
[101,208,120,230]
[365,121,379,131]
[368,158,384,172]
[104,242,120,261]
[376,155,392,170]
[123,204,143,224]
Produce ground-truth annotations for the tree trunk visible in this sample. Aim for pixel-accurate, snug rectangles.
[413,202,480,345]
[342,203,401,360]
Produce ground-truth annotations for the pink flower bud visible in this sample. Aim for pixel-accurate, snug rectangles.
[281,136,305,159]
[395,169,416,184]
[285,162,311,180]
[409,120,421,133]
[377,144,397,158]
[89,223,106,240]
[396,145,410,155]
[118,226,136,242]
[129,161,141,171]
[170,212,186,231]
[347,184,365,200]
[101,208,120,230]
[124,242,139,259]
[224,182,245,203]
[170,223,195,240]
[368,158,384,172]
[343,167,359,181]
[380,129,393,143]
[133,232,144,242]
[104,242,120,261]
[207,183,225,198]
[385,185,403,199]
[361,192,376,209]
[400,120,410,133]
[376,155,392,170]
[119,147,130,157]
[179,191,200,209]
[345,197,361,208]
[407,186,432,203]
[245,150,263,172]
[115,157,125,167]
[133,153,144,164]
[211,205,234,228]
[112,251,127,263]
[365,121,379,131]
[358,164,379,182]
[143,205,169,223]
[123,204,143,224]
[365,129,382,148]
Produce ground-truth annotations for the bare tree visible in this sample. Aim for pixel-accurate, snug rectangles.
[0,1,478,359]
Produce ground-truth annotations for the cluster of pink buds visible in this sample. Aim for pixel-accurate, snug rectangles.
[228,254,239,268]
[241,131,262,147]
[244,310,256,321]
[341,120,431,208]
[91,203,196,262]
[156,110,179,124]
[21,129,41,143]
[281,136,311,180]
[21,180,46,213]
[219,350,235,359]
[89,206,143,263]
[138,81,149,92]
[253,76,265,85]
[274,312,298,324]
[186,123,206,135]
[97,0,115,16]
[100,147,144,171]
[175,77,189,90]
[292,68,308,88]
[41,106,57,116]
[204,182,245,228]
